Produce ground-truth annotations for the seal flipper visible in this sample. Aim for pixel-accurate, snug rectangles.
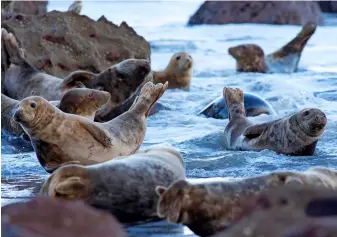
[243,121,275,139]
[2,29,25,65]
[267,22,316,73]
[61,70,97,90]
[79,120,113,148]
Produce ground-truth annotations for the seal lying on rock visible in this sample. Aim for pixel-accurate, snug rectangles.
[156,167,337,237]
[152,52,193,89]
[223,87,326,156]
[40,145,186,223]
[2,28,150,122]
[13,81,168,172]
[210,185,337,237]
[228,22,316,73]
[199,92,276,119]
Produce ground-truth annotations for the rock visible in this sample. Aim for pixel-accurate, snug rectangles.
[2,197,127,237]
[1,1,48,15]
[318,1,337,13]
[188,1,323,26]
[1,10,150,78]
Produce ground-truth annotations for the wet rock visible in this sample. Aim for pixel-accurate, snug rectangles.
[2,197,127,237]
[1,1,48,15]
[1,10,150,78]
[1,131,33,154]
[211,185,337,237]
[318,1,337,13]
[188,1,323,26]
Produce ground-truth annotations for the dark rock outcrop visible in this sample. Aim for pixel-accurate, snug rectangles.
[1,10,150,78]
[2,197,127,237]
[188,1,323,26]
[318,1,337,13]
[1,1,48,15]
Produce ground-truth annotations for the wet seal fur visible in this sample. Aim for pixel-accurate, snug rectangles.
[228,22,316,73]
[2,88,110,139]
[223,87,326,156]
[13,81,168,173]
[1,28,150,122]
[40,145,186,223]
[153,52,193,89]
[211,185,337,237]
[156,167,337,237]
[199,92,276,119]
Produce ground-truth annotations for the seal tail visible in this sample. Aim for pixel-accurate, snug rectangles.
[1,28,26,65]
[223,87,245,120]
[130,81,168,117]
[270,21,317,58]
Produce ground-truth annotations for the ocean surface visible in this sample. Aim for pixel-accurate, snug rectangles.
[1,1,337,236]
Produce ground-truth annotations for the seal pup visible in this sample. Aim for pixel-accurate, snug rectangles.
[153,52,193,89]
[2,28,150,122]
[13,81,168,172]
[223,87,326,156]
[156,168,337,237]
[210,185,337,237]
[40,145,186,223]
[228,22,316,73]
[199,92,276,119]
[68,0,82,14]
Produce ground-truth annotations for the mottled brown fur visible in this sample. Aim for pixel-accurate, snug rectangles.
[224,87,326,155]
[157,167,337,237]
[40,146,186,223]
[156,174,287,236]
[153,52,193,89]
[211,185,337,237]
[13,81,168,172]
[228,22,316,73]
[2,28,150,122]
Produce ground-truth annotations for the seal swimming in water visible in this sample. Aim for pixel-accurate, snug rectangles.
[228,22,316,73]
[13,81,168,172]
[223,87,326,156]
[156,167,337,237]
[40,145,186,223]
[152,52,193,89]
[199,92,276,119]
[1,28,150,122]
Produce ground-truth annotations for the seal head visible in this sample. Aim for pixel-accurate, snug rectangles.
[228,44,266,73]
[153,52,193,89]
[59,88,111,120]
[13,96,54,130]
[294,108,327,137]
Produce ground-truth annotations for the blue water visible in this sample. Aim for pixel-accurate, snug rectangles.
[2,1,337,236]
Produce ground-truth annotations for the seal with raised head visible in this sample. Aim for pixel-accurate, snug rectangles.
[223,87,326,155]
[156,167,337,237]
[199,92,276,119]
[1,28,150,122]
[13,81,168,172]
[152,52,193,89]
[40,145,186,223]
[228,22,316,73]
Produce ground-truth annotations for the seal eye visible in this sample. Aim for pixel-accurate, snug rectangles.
[30,102,37,108]
[176,56,181,60]
[304,111,310,116]
[88,93,94,98]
